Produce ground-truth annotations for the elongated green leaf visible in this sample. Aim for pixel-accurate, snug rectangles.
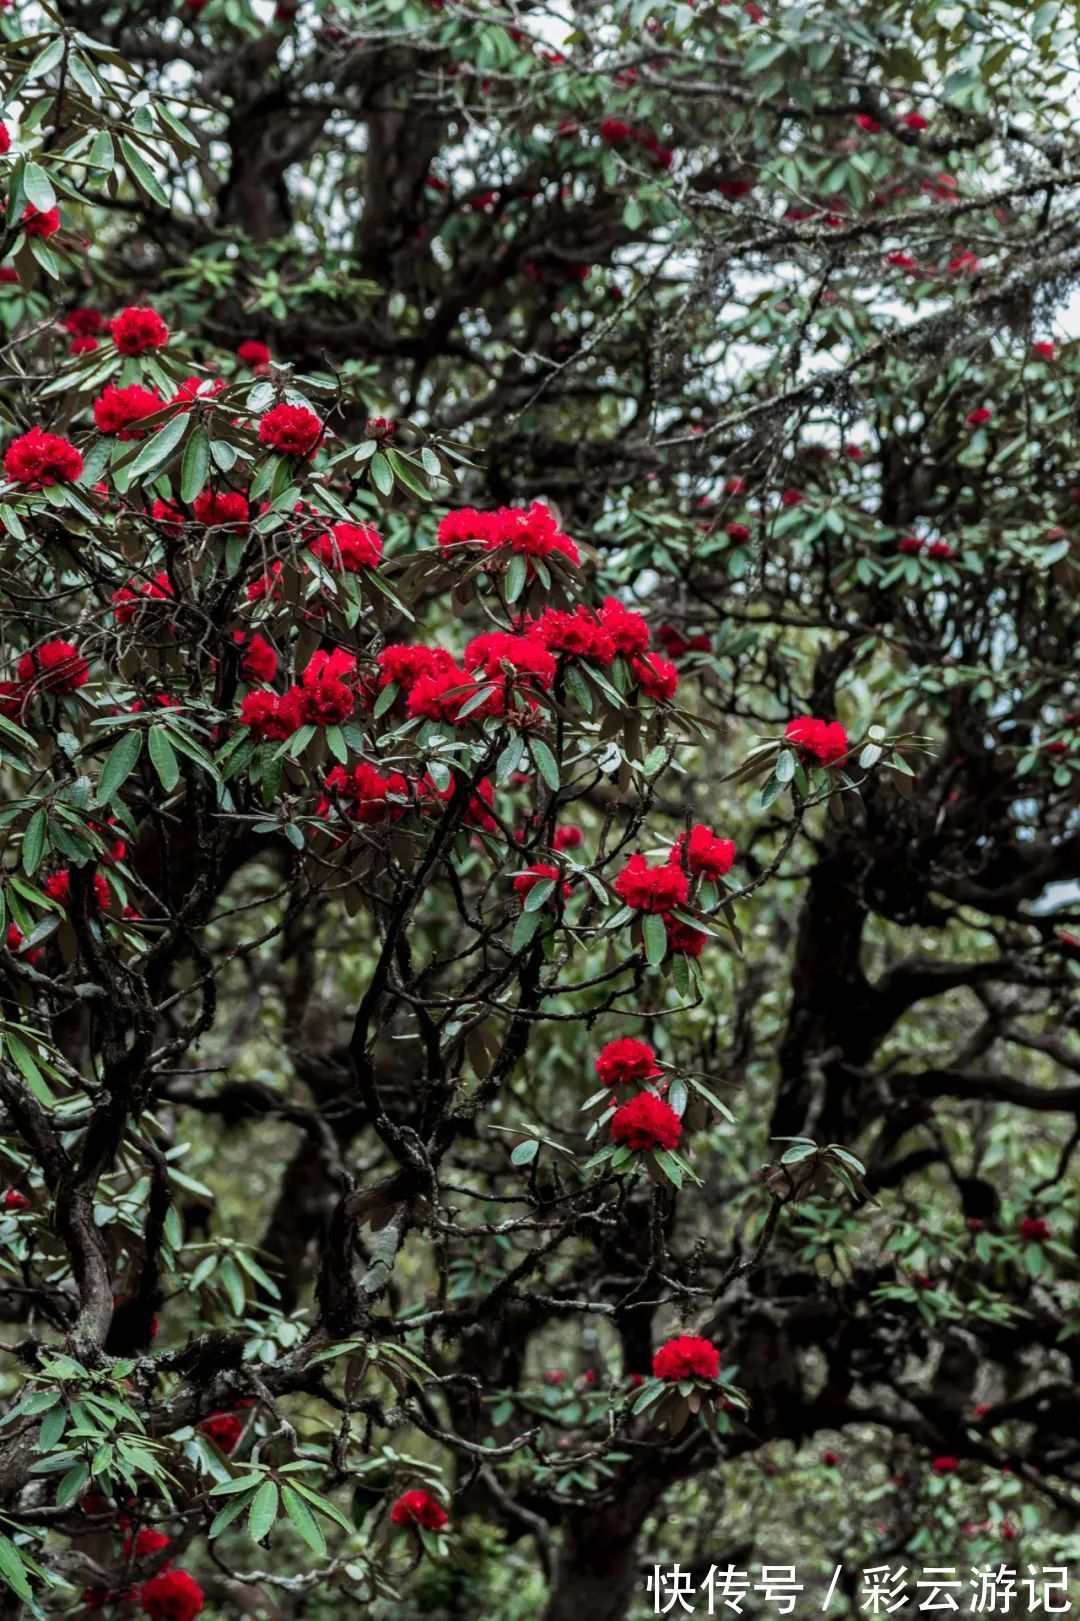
[281,1485,326,1555]
[180,424,210,503]
[119,136,170,208]
[148,727,180,792]
[248,1479,279,1542]
[98,731,142,805]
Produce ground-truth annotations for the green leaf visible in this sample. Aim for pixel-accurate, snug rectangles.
[282,1485,326,1555]
[180,424,210,504]
[219,1255,246,1314]
[98,731,142,805]
[121,409,187,485]
[532,739,560,791]
[22,807,48,875]
[22,161,55,212]
[0,1535,34,1603]
[511,1138,539,1167]
[88,129,114,171]
[505,553,527,604]
[209,1489,255,1538]
[148,727,180,792]
[370,453,393,497]
[642,911,667,966]
[248,1479,279,1542]
[119,136,171,209]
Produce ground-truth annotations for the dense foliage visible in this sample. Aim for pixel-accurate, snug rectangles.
[0,2,1078,1618]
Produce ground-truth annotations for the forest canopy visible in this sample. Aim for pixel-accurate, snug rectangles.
[0,2,1078,1619]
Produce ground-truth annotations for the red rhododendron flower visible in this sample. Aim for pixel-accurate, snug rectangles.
[598,596,650,656]
[422,774,497,832]
[611,1091,681,1152]
[377,643,457,690]
[0,122,9,155]
[22,204,60,238]
[303,649,357,687]
[0,267,18,284]
[3,1187,31,1211]
[258,403,322,457]
[0,678,24,719]
[855,114,881,132]
[886,251,919,272]
[407,665,478,724]
[464,631,555,689]
[926,541,955,560]
[595,1037,658,1087]
[64,308,103,337]
[5,923,40,966]
[821,1450,840,1466]
[139,1567,204,1621]
[615,853,689,914]
[123,1527,171,1562]
[494,502,580,565]
[899,110,929,130]
[309,521,382,571]
[1020,1215,1050,1242]
[113,572,174,626]
[553,825,582,851]
[173,376,224,407]
[530,607,616,664]
[663,914,706,956]
[199,1412,243,1452]
[18,640,88,693]
[632,652,679,701]
[599,118,632,146]
[236,339,271,367]
[234,632,277,685]
[299,677,354,727]
[932,1456,959,1475]
[785,716,849,766]
[94,384,164,439]
[727,523,751,542]
[512,863,567,905]
[652,1335,720,1381]
[151,499,184,530]
[966,407,992,426]
[390,1489,448,1531]
[43,869,110,912]
[1033,340,1056,361]
[70,335,99,356]
[323,762,409,824]
[673,825,736,881]
[193,489,249,527]
[947,249,979,276]
[111,306,169,355]
[899,535,923,555]
[246,560,284,603]
[437,507,500,551]
[240,688,302,741]
[5,427,83,487]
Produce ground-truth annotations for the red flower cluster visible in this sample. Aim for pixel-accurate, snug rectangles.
[530,606,615,664]
[672,825,735,881]
[123,1527,171,1562]
[785,716,849,766]
[111,306,169,355]
[43,868,111,912]
[464,631,556,689]
[310,521,383,571]
[598,119,672,167]
[595,1037,658,1087]
[1019,1215,1051,1243]
[632,651,678,701]
[610,1091,681,1152]
[236,339,271,367]
[94,384,164,439]
[322,762,409,824]
[113,572,174,626]
[651,1335,720,1382]
[64,308,104,337]
[377,643,457,691]
[23,204,60,238]
[235,632,277,684]
[193,489,248,527]
[18,640,88,693]
[437,502,579,566]
[390,1490,448,1531]
[138,1567,204,1621]
[599,597,650,656]
[199,1411,243,1452]
[663,915,707,957]
[4,427,83,487]
[258,403,323,457]
[3,1187,31,1211]
[512,862,568,906]
[932,1456,959,1475]
[240,688,303,741]
[614,853,689,914]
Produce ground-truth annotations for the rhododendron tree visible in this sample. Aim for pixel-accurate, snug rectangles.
[0,4,1078,1620]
